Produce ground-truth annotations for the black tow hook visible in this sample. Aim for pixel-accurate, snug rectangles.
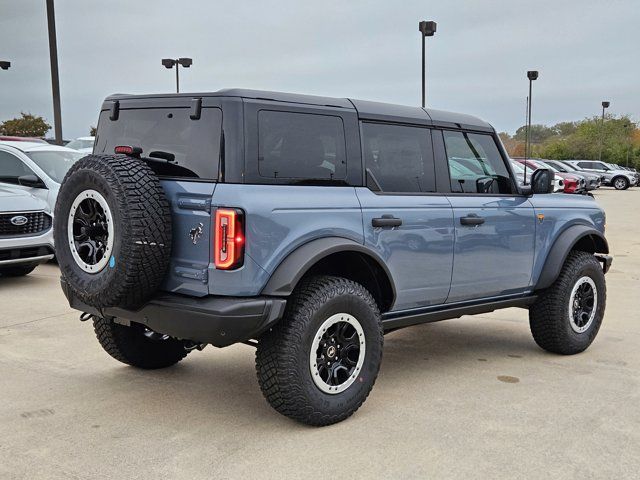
[79,312,94,322]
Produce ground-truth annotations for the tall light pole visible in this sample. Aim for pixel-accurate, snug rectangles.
[598,101,610,161]
[523,70,538,183]
[0,61,10,70]
[162,58,193,93]
[46,0,63,145]
[418,21,437,108]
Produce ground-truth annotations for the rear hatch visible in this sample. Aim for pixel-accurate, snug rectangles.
[94,97,223,296]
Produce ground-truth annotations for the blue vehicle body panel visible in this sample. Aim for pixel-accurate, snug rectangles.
[446,195,536,303]
[527,194,606,286]
[160,180,216,297]
[207,184,364,297]
[355,188,455,310]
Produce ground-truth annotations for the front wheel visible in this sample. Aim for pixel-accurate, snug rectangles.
[613,176,629,190]
[529,251,606,354]
[256,276,383,426]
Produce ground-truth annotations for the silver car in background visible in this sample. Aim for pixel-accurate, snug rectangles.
[542,159,601,191]
[564,160,637,190]
[0,185,54,276]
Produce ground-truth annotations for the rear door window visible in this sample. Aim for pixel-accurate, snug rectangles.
[258,110,346,180]
[95,107,222,179]
[361,122,435,193]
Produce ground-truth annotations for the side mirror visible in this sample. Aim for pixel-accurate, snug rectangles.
[475,176,495,193]
[530,168,554,194]
[18,175,47,189]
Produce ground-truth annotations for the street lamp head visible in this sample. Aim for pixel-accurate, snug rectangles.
[602,101,610,108]
[162,58,176,69]
[527,70,539,81]
[177,57,192,68]
[0,61,10,70]
[419,21,437,37]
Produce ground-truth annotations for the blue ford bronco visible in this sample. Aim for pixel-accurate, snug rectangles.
[54,89,612,426]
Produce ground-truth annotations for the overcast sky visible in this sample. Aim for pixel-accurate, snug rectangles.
[1,0,638,139]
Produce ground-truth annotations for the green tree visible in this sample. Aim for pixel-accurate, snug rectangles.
[0,112,51,137]
[514,124,557,144]
[553,121,578,136]
[90,126,97,136]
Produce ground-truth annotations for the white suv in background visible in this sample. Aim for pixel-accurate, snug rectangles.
[66,136,95,154]
[0,141,84,217]
[565,160,638,190]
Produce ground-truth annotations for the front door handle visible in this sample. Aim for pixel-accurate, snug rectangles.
[372,215,402,228]
[460,214,485,226]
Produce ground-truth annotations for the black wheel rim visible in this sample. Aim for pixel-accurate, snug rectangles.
[68,189,114,273]
[310,313,365,394]
[72,198,109,265]
[569,276,597,333]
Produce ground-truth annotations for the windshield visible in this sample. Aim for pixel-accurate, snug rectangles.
[510,161,525,173]
[544,160,568,172]
[26,150,84,183]
[67,138,94,150]
[559,162,577,171]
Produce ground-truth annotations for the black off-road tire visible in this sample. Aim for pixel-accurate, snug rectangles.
[612,176,629,190]
[0,265,36,277]
[256,276,384,426]
[529,251,606,354]
[54,154,171,309]
[93,317,188,369]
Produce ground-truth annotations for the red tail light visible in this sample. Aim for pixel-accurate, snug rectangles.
[214,208,244,270]
[114,145,142,157]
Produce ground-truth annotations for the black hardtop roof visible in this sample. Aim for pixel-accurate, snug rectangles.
[104,88,492,131]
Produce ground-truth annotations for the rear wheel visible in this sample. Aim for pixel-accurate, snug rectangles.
[0,265,36,277]
[93,317,188,369]
[529,251,606,354]
[256,276,383,426]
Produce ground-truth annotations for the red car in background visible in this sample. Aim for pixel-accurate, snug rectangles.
[515,158,586,194]
[0,136,48,144]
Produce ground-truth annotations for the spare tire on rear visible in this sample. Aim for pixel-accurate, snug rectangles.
[54,154,172,309]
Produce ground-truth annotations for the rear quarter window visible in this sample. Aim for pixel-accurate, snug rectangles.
[258,110,347,181]
[95,107,222,179]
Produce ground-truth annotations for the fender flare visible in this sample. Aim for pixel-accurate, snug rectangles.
[261,237,396,302]
[535,225,609,290]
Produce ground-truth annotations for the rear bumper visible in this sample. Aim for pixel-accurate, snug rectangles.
[61,279,287,347]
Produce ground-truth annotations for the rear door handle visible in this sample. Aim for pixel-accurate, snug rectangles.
[460,214,485,226]
[372,215,402,228]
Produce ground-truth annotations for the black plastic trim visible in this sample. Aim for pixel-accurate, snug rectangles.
[61,279,287,348]
[261,237,397,303]
[382,295,536,332]
[535,225,609,290]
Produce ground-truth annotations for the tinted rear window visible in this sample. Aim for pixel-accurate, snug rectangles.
[95,107,222,179]
[258,110,346,180]
[361,122,435,193]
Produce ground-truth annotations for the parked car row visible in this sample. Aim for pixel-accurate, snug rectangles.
[511,157,639,193]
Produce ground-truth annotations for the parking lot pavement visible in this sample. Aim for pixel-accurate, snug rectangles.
[1,188,639,480]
